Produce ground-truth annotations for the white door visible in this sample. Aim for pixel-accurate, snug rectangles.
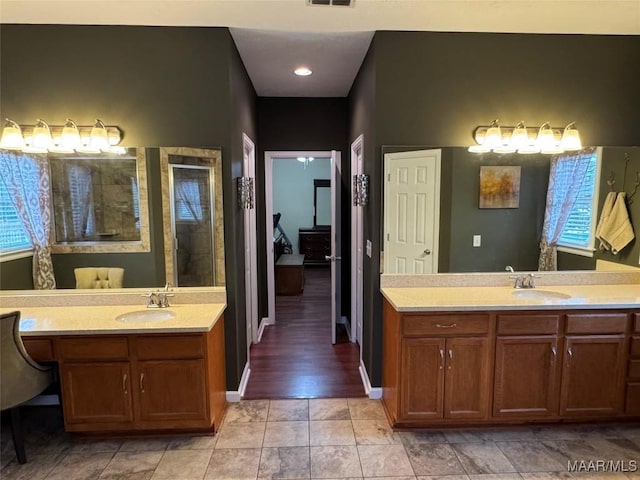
[243,134,258,348]
[350,135,364,345]
[329,150,342,345]
[384,149,441,274]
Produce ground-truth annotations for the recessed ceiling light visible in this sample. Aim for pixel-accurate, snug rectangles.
[294,67,313,76]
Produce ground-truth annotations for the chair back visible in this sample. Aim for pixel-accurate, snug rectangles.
[0,311,53,411]
[74,267,124,289]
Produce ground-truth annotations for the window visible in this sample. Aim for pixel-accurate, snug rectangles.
[175,179,203,222]
[0,173,33,258]
[557,148,601,255]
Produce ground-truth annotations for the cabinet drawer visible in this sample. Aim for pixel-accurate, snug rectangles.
[58,336,129,361]
[629,360,640,380]
[403,314,490,336]
[135,335,204,360]
[565,313,628,334]
[22,337,55,362]
[632,337,640,357]
[497,314,559,335]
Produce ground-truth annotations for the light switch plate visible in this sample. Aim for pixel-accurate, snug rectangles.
[366,240,372,258]
[473,235,481,247]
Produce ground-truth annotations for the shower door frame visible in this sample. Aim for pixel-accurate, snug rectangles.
[168,163,217,286]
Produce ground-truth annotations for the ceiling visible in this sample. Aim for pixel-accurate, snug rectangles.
[2,0,639,97]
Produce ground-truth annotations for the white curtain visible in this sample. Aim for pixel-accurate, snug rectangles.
[0,151,56,289]
[538,147,595,271]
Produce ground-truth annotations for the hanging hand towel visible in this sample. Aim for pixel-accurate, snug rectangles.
[599,192,635,254]
[595,191,617,251]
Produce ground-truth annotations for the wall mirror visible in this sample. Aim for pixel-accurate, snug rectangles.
[50,148,150,253]
[382,145,639,274]
[160,147,225,287]
[1,147,225,290]
[313,178,331,227]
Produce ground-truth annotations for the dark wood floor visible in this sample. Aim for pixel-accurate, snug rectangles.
[243,267,365,399]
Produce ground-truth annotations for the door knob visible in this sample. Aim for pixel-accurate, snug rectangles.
[325,255,342,262]
[423,249,431,255]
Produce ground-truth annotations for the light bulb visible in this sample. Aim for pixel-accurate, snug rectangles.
[0,119,25,150]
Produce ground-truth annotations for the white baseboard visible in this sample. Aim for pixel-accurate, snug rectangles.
[24,394,60,406]
[359,360,382,399]
[226,362,251,402]
[257,317,271,342]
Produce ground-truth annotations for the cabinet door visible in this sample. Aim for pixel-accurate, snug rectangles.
[444,337,490,420]
[560,335,625,417]
[493,336,559,418]
[400,338,445,421]
[60,362,133,425]
[135,359,208,424]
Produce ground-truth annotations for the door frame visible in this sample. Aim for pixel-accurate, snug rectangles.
[264,150,333,326]
[243,134,258,347]
[350,134,364,345]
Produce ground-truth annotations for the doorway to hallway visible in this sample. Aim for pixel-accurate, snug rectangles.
[243,267,362,398]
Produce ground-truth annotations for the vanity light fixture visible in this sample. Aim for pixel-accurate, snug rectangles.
[0,117,124,154]
[353,174,369,207]
[237,176,255,210]
[297,156,314,169]
[469,120,582,155]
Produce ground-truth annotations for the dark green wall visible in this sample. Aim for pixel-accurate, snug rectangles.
[0,24,256,390]
[256,97,349,321]
[349,31,640,387]
[0,256,33,289]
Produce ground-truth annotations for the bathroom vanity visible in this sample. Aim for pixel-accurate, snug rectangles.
[381,281,640,428]
[3,298,227,435]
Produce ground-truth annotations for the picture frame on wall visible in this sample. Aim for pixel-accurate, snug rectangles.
[479,166,521,208]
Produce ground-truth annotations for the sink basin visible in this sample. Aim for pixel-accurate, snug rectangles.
[512,289,571,300]
[116,309,176,323]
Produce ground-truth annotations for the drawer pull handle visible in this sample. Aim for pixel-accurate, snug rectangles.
[551,347,557,356]
[140,373,145,393]
[439,349,444,369]
[123,374,128,394]
[436,323,457,329]
[448,349,453,369]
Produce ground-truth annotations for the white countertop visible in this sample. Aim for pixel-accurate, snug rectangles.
[381,284,640,312]
[1,303,226,336]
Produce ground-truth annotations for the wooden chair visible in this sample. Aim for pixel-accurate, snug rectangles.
[0,311,54,464]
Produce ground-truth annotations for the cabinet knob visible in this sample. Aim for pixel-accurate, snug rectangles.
[140,373,145,393]
[439,349,444,369]
[122,374,128,394]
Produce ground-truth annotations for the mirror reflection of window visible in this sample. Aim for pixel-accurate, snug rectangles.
[50,155,141,243]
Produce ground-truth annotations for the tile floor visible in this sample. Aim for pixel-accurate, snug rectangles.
[1,399,639,479]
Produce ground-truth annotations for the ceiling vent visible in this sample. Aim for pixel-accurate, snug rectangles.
[306,0,355,7]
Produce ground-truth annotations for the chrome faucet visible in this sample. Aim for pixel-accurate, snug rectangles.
[510,272,538,289]
[505,265,515,273]
[142,283,174,308]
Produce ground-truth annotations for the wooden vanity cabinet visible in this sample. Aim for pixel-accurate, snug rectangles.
[559,313,628,417]
[383,299,491,425]
[493,314,561,419]
[625,313,640,415]
[55,318,226,434]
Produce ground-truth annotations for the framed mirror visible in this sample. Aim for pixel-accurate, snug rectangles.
[313,179,331,227]
[50,148,150,253]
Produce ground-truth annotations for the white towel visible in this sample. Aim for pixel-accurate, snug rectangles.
[595,191,617,251]
[598,192,635,255]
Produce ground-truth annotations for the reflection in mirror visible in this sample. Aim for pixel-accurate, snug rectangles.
[314,179,331,227]
[49,148,150,252]
[160,147,224,287]
[382,146,639,274]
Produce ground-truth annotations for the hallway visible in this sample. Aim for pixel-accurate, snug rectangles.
[243,267,364,399]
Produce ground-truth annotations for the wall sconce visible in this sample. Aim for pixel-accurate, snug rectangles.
[0,118,124,154]
[237,176,255,210]
[297,156,314,169]
[469,120,582,155]
[353,174,369,206]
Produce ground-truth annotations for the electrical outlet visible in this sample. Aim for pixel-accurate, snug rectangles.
[473,235,481,247]
[366,240,372,258]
